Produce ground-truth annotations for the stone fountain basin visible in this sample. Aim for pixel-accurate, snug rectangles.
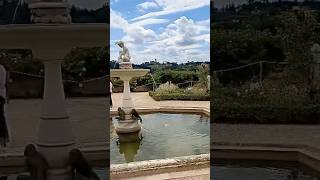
[110,69,150,79]
[0,24,108,60]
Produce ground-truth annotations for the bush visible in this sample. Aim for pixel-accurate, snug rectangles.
[150,82,210,101]
[153,70,198,85]
[155,82,180,94]
[150,91,210,101]
[213,76,320,124]
[213,103,320,124]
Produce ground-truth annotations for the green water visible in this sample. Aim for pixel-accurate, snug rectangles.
[110,113,210,164]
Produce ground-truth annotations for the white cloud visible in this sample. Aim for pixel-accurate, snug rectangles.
[155,16,209,46]
[110,10,128,29]
[111,6,210,64]
[132,18,170,27]
[130,16,210,63]
[131,0,209,21]
[136,1,159,12]
[111,9,157,44]
[194,34,210,43]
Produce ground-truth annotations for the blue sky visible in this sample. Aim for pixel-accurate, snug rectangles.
[110,0,210,64]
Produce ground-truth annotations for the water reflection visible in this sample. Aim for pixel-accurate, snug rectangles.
[117,132,142,163]
[110,113,210,164]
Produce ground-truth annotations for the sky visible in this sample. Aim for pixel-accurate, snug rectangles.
[110,0,210,64]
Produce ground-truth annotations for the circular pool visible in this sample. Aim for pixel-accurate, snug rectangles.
[110,113,210,164]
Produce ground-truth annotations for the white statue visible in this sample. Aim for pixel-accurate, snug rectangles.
[116,41,130,62]
[116,41,133,69]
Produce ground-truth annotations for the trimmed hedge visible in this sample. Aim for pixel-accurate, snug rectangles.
[212,101,320,124]
[149,91,210,101]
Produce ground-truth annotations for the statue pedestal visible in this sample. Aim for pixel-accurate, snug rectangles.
[111,69,149,134]
[119,62,133,69]
[37,60,75,180]
[29,1,71,24]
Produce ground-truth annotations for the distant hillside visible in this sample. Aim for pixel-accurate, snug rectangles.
[213,0,320,23]
[70,5,108,23]
[0,0,108,24]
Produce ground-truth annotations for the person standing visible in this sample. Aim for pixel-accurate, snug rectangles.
[110,81,113,110]
[0,64,9,147]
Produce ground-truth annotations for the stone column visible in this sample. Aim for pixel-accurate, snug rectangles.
[37,60,75,180]
[121,77,134,116]
[27,1,75,179]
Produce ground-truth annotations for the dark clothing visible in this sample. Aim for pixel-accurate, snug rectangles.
[71,162,100,180]
[110,94,113,107]
[0,96,8,144]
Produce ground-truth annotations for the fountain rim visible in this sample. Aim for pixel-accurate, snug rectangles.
[110,107,210,117]
[110,69,150,78]
[110,153,210,175]
[28,2,70,9]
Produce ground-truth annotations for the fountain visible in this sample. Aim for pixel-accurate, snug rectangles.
[0,1,107,180]
[111,41,149,134]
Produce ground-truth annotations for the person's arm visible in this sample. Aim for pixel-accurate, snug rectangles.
[5,71,9,104]
[70,166,75,180]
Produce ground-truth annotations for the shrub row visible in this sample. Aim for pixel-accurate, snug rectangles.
[149,91,210,101]
[212,101,320,124]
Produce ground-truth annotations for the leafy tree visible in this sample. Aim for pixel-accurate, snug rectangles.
[277,9,320,85]
[62,47,108,81]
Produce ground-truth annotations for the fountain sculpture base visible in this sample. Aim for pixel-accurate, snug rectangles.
[119,62,133,69]
[111,69,150,135]
[29,2,71,24]
[115,120,141,134]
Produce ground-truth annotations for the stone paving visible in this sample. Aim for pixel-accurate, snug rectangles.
[5,97,108,150]
[1,93,210,179]
[111,92,210,111]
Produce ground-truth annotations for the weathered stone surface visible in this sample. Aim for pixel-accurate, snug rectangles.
[110,154,210,179]
[29,1,71,24]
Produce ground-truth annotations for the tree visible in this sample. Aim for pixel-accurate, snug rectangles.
[278,9,320,85]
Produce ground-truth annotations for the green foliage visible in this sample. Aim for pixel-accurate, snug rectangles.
[130,74,154,86]
[277,9,320,84]
[155,82,180,94]
[62,47,108,81]
[150,82,209,101]
[212,27,284,70]
[150,91,210,101]
[152,69,198,85]
[0,49,43,73]
[213,103,320,124]
[213,75,320,124]
[196,64,209,90]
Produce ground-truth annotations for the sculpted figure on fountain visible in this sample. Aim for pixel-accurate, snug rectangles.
[29,0,71,24]
[116,41,133,69]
